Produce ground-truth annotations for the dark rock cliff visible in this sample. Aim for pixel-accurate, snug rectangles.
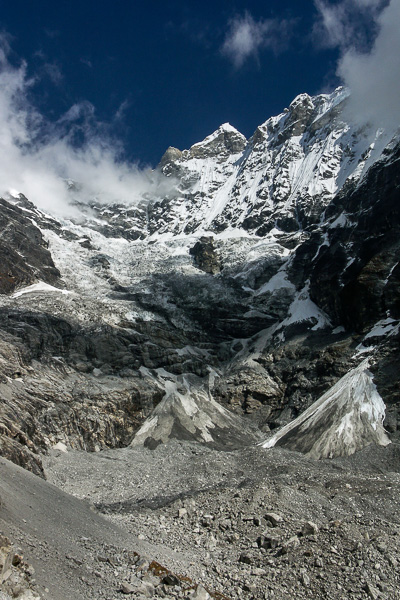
[0,198,61,294]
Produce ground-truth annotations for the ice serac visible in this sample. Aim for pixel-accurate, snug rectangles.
[131,370,261,450]
[261,360,391,459]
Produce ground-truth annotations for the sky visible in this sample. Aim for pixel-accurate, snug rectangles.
[0,0,398,213]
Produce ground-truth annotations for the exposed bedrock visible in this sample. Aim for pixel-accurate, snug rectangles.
[0,198,61,294]
[0,320,165,475]
[189,236,221,274]
[212,332,357,424]
[307,145,400,332]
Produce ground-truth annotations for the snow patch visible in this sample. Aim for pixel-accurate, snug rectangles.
[283,282,331,330]
[12,282,72,298]
[255,269,295,296]
[329,213,348,228]
[364,318,399,339]
[332,326,346,334]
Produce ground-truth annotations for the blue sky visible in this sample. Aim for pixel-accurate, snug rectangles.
[0,0,352,165]
[0,0,398,214]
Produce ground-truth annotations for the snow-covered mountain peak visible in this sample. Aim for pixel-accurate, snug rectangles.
[184,122,247,160]
[254,87,347,142]
[289,92,314,108]
[197,121,243,141]
[75,85,398,246]
[147,85,398,238]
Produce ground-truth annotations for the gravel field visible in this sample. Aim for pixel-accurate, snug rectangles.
[32,441,400,600]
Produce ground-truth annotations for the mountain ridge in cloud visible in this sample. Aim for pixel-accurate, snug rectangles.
[0,36,176,218]
[314,0,399,134]
[337,0,400,133]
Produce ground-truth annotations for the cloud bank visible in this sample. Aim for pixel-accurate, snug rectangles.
[338,0,400,132]
[0,38,175,218]
[315,0,400,133]
[221,12,293,68]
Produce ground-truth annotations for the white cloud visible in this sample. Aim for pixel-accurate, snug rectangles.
[313,0,354,48]
[338,0,400,132]
[357,0,385,7]
[221,12,292,68]
[80,57,93,68]
[114,99,131,122]
[313,0,386,50]
[314,0,400,134]
[0,38,176,218]
[42,61,63,85]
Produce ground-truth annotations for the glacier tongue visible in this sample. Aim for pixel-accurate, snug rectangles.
[261,359,391,459]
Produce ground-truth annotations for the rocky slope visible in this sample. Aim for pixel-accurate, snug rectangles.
[2,441,400,600]
[14,441,400,600]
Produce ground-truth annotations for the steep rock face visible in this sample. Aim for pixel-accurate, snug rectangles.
[307,143,400,332]
[159,146,183,170]
[189,237,221,274]
[0,322,164,475]
[0,197,61,294]
[212,332,357,425]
